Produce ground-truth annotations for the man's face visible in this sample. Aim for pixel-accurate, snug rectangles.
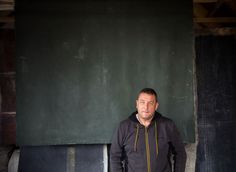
[136,92,159,121]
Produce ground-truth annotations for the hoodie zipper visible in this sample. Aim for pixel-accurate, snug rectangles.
[145,127,151,172]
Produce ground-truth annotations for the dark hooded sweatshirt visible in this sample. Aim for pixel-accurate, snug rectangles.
[110,111,186,172]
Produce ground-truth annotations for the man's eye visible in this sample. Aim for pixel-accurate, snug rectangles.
[149,102,154,105]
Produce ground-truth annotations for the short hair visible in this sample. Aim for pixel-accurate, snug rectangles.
[138,88,158,102]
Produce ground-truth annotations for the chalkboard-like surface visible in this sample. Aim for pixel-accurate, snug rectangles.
[16,0,195,145]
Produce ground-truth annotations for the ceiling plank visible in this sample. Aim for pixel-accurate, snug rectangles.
[193,3,220,28]
[194,17,236,23]
[195,27,236,36]
[193,4,209,17]
[193,0,218,3]
[0,4,14,11]
[0,0,14,2]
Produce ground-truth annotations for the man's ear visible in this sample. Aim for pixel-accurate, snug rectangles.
[155,102,159,110]
[136,100,138,108]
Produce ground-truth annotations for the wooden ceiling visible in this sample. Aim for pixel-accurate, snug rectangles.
[0,0,236,35]
[0,0,14,29]
[194,0,236,35]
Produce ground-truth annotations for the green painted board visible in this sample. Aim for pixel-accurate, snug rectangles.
[16,0,195,145]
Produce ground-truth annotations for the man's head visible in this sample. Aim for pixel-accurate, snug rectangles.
[136,88,159,122]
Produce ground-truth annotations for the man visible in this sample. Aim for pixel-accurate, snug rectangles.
[110,88,186,172]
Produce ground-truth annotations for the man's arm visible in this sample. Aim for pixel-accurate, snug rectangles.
[110,124,125,172]
[170,123,187,172]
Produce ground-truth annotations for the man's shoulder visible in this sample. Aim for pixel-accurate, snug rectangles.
[155,112,176,126]
[119,112,138,125]
[158,115,173,122]
[119,117,135,127]
[116,113,138,133]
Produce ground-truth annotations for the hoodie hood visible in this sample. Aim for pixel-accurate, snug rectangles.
[128,111,162,124]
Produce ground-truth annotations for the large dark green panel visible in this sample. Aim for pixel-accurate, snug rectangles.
[16,0,195,145]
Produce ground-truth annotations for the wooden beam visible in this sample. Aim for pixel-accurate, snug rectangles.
[208,0,224,16]
[193,0,218,3]
[193,4,209,17]
[194,17,236,23]
[0,0,14,2]
[193,4,220,29]
[195,27,236,36]
[0,4,14,11]
[0,112,16,116]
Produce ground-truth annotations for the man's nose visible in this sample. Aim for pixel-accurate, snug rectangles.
[144,103,149,109]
